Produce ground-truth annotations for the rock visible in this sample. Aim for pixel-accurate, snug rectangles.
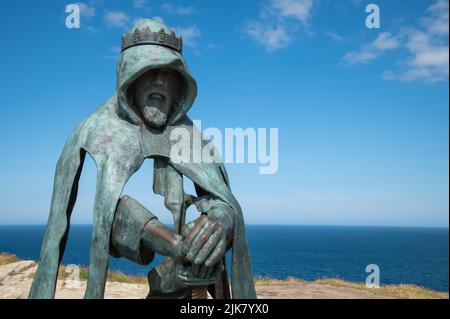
[255,281,387,299]
[0,259,388,299]
[0,261,37,299]
[0,260,149,299]
[2,259,445,299]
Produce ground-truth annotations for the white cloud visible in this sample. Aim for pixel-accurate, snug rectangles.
[390,0,449,82]
[162,3,197,15]
[343,0,449,83]
[172,26,201,48]
[271,0,314,24]
[244,22,292,51]
[133,0,149,9]
[74,2,96,18]
[243,0,316,52]
[104,11,130,28]
[399,29,449,82]
[86,26,98,33]
[372,32,400,50]
[422,0,449,35]
[343,32,399,64]
[326,31,346,43]
[399,0,449,82]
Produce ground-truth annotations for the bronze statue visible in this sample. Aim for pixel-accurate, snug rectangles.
[29,19,256,299]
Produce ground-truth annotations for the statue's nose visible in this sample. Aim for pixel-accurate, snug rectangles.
[153,73,166,87]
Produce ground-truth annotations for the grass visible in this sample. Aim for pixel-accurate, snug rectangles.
[277,277,449,299]
[254,277,307,285]
[254,276,448,299]
[7,262,36,277]
[1,253,448,299]
[57,264,148,284]
[0,253,147,285]
[0,253,20,266]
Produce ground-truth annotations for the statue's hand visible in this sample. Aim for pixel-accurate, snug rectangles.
[181,214,230,277]
[176,261,224,286]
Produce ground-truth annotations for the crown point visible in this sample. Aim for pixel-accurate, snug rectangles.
[121,25,183,54]
[133,29,141,42]
[158,28,166,43]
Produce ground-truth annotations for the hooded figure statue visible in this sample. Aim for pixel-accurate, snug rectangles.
[29,19,256,299]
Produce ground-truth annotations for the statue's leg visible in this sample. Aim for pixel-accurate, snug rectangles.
[29,147,86,299]
[84,164,128,299]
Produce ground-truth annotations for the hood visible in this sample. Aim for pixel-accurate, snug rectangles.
[116,19,198,126]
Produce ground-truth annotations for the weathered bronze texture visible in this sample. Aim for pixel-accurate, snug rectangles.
[29,19,256,299]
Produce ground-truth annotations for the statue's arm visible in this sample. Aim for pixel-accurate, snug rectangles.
[111,195,184,263]
[29,129,86,299]
[83,160,133,299]
[142,218,184,260]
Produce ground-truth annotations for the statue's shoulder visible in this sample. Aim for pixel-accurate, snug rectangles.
[82,95,135,130]
[68,95,140,149]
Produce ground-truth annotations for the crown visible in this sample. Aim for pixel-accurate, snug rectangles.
[121,27,183,54]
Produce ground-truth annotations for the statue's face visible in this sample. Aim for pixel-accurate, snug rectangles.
[133,69,181,128]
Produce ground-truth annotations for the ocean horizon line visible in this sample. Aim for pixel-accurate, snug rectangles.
[0,223,448,230]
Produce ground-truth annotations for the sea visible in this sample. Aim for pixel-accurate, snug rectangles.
[0,225,448,292]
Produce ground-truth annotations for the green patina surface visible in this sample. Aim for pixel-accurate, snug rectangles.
[29,19,256,299]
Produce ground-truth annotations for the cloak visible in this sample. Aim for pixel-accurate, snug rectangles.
[29,19,256,299]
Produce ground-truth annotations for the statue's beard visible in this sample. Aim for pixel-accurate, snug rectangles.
[139,90,173,128]
[141,104,169,128]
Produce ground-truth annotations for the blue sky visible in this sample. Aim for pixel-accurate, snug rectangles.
[0,0,448,227]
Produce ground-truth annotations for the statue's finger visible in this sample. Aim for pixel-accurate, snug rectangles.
[205,265,215,278]
[182,217,208,256]
[186,217,207,241]
[206,261,224,279]
[193,230,221,266]
[204,238,226,267]
[181,223,194,237]
[197,264,209,278]
[188,224,217,262]
[184,223,208,261]
[191,262,200,277]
